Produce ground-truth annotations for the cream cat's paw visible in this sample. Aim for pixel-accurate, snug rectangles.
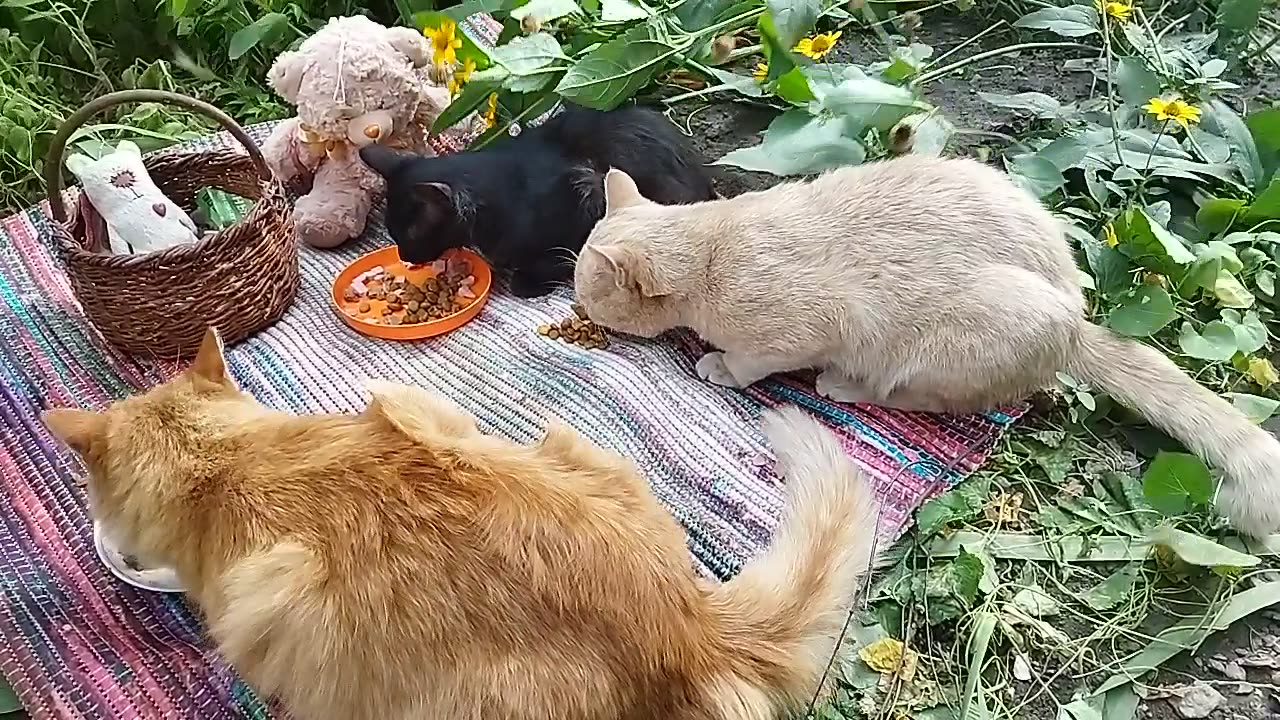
[815,369,877,404]
[696,352,745,388]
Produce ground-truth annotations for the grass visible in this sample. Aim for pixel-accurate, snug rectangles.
[4,0,1280,718]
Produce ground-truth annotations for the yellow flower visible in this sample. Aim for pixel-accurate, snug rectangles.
[1094,0,1133,21]
[482,93,499,129]
[449,57,476,97]
[752,62,769,82]
[1248,357,1279,387]
[1142,96,1203,129]
[793,31,842,60]
[858,638,919,681]
[1102,223,1118,248]
[424,19,463,66]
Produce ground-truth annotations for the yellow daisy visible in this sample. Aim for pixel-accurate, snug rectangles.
[1094,0,1133,21]
[449,57,476,97]
[424,19,463,67]
[1102,222,1118,248]
[1142,96,1202,129]
[752,62,769,82]
[482,93,499,129]
[794,31,841,60]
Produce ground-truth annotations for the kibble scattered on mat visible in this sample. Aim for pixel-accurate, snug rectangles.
[342,257,477,326]
[538,303,609,349]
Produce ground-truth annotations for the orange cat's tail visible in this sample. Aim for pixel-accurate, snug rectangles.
[702,407,884,719]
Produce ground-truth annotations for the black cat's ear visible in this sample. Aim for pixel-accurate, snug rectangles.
[360,145,409,177]
[413,182,453,209]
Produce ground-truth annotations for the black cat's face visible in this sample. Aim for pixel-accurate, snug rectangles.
[361,145,457,265]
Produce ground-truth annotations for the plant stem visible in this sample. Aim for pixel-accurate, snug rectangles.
[1100,15,1126,168]
[922,20,1008,72]
[1141,119,1169,174]
[914,42,1097,86]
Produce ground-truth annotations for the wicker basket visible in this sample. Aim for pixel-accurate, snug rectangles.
[43,89,299,360]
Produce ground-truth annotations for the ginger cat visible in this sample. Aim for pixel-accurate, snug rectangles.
[42,328,882,720]
[573,156,1280,538]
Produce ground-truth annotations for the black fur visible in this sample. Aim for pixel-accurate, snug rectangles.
[360,103,717,298]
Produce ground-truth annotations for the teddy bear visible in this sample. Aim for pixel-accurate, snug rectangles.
[260,15,453,249]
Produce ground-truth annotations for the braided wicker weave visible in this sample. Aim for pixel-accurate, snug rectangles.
[42,89,298,360]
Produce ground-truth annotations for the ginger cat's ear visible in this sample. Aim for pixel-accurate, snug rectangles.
[43,408,106,455]
[603,169,648,214]
[190,327,232,386]
[585,243,673,298]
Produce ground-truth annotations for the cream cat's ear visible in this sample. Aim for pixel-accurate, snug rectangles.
[603,169,648,214]
[43,408,106,454]
[585,243,673,297]
[190,327,232,386]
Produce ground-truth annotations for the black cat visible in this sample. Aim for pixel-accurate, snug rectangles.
[360,103,717,298]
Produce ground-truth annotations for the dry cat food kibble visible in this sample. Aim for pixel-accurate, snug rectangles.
[341,257,478,326]
[538,303,609,349]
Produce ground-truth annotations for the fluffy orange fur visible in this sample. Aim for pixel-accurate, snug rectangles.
[43,328,884,720]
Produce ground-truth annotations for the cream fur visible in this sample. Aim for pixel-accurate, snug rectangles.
[42,328,884,719]
[573,156,1280,537]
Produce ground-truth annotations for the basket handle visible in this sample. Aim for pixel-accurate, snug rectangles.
[43,89,273,223]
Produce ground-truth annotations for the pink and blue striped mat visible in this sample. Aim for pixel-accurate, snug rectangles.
[0,49,1022,720]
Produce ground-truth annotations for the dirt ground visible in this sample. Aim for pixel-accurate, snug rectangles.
[672,12,1280,719]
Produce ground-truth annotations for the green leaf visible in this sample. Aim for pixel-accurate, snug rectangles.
[772,67,814,104]
[961,612,999,720]
[228,12,289,60]
[1259,269,1276,296]
[915,478,990,536]
[1177,321,1238,361]
[756,13,798,83]
[1108,285,1176,337]
[1226,392,1280,423]
[766,0,820,49]
[904,113,955,157]
[601,0,649,20]
[1012,5,1100,37]
[1082,562,1143,611]
[1078,231,1132,298]
[555,22,686,110]
[1148,525,1261,567]
[1141,452,1214,515]
[0,676,17,714]
[1214,269,1254,308]
[1115,56,1161,107]
[1114,208,1196,272]
[1223,309,1267,353]
[701,67,764,98]
[977,91,1062,120]
[1093,582,1280,695]
[880,43,933,82]
[431,78,500,133]
[674,0,738,31]
[1200,98,1264,191]
[1009,154,1066,199]
[809,66,924,134]
[925,549,984,624]
[1245,177,1280,222]
[1010,585,1060,617]
[510,0,582,21]
[714,108,866,176]
[490,32,570,92]
[1217,0,1264,38]
[1196,197,1247,234]
[442,0,518,20]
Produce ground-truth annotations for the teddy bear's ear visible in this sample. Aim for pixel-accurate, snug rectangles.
[384,26,432,67]
[267,50,305,102]
[65,153,92,177]
[116,140,142,157]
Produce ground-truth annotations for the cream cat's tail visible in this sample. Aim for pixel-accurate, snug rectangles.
[703,407,883,719]
[1067,323,1280,537]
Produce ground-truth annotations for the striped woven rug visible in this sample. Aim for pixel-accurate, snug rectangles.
[0,21,1022,720]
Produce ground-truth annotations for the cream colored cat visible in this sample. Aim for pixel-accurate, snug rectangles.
[574,155,1280,537]
[43,328,883,720]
